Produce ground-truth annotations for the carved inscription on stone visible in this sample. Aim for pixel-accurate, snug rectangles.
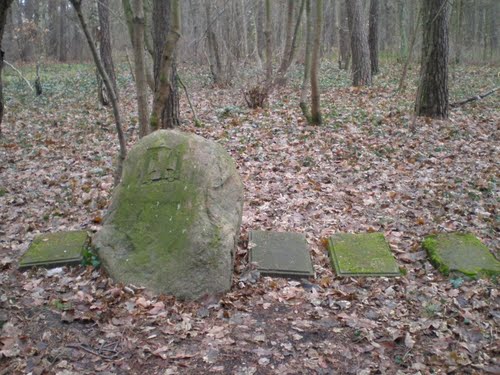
[141,146,181,184]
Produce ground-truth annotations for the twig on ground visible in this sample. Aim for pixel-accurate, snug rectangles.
[450,87,499,108]
[4,60,34,92]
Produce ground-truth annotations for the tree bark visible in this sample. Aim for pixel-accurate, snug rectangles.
[345,0,371,86]
[310,0,322,125]
[69,0,127,185]
[338,1,350,70]
[368,0,379,75]
[277,0,305,85]
[58,0,66,62]
[299,0,312,121]
[97,0,119,105]
[150,0,180,130]
[0,0,15,134]
[416,0,449,119]
[123,0,150,137]
[264,0,272,86]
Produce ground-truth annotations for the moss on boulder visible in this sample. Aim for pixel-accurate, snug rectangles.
[93,130,244,300]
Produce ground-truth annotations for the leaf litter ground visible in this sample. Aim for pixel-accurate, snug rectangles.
[0,62,499,374]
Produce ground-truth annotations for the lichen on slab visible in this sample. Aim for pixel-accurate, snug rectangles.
[328,232,400,277]
[19,231,88,270]
[423,233,500,278]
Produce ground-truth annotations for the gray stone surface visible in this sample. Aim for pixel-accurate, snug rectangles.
[93,130,244,300]
[19,231,88,270]
[249,231,314,278]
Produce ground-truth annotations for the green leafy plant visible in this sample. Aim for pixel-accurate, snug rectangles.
[82,248,101,268]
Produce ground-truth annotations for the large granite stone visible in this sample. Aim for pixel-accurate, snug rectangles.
[328,233,400,276]
[93,130,244,300]
[19,231,88,270]
[423,233,500,278]
[249,231,314,278]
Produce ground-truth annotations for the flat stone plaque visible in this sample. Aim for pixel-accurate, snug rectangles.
[19,231,89,270]
[423,233,500,278]
[249,231,314,278]
[328,233,400,276]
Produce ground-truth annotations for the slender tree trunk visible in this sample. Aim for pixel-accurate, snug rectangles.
[205,1,226,86]
[69,0,127,184]
[368,0,379,75]
[416,0,450,119]
[277,0,294,75]
[0,0,15,134]
[264,0,272,86]
[123,0,149,137]
[97,0,118,105]
[255,0,264,66]
[338,1,350,70]
[300,0,312,121]
[58,0,66,62]
[277,0,305,85]
[345,0,372,86]
[310,0,322,125]
[150,0,180,130]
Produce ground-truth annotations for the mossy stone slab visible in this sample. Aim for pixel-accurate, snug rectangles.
[423,233,500,278]
[19,231,88,270]
[249,231,314,279]
[328,233,400,277]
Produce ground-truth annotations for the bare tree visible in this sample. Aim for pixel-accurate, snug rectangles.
[0,0,15,134]
[337,1,350,70]
[416,0,449,119]
[299,0,312,121]
[276,0,305,85]
[264,0,272,86]
[368,0,379,75]
[346,0,372,86]
[69,0,127,184]
[123,0,149,137]
[310,0,322,125]
[150,0,181,130]
[97,0,118,105]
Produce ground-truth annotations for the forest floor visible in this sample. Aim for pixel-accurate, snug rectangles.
[0,61,499,374]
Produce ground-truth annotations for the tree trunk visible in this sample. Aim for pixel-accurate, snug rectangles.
[264,0,272,86]
[150,0,180,130]
[299,0,312,121]
[69,0,127,185]
[58,0,66,62]
[277,0,305,85]
[0,0,15,134]
[205,1,226,86]
[123,0,150,137]
[97,0,118,105]
[416,0,449,119]
[345,0,371,86]
[368,0,379,75]
[310,0,322,125]
[338,1,350,70]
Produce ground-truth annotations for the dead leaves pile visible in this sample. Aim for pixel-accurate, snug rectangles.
[1,63,499,374]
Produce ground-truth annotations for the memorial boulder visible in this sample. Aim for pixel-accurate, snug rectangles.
[93,130,244,300]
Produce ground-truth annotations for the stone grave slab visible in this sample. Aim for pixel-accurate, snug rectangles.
[423,233,500,278]
[19,231,88,270]
[249,231,314,278]
[328,233,400,276]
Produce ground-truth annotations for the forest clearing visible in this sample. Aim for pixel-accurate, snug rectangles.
[0,0,499,374]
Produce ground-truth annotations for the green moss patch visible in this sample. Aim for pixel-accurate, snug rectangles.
[19,231,89,270]
[423,233,500,278]
[328,233,400,277]
[249,231,314,279]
